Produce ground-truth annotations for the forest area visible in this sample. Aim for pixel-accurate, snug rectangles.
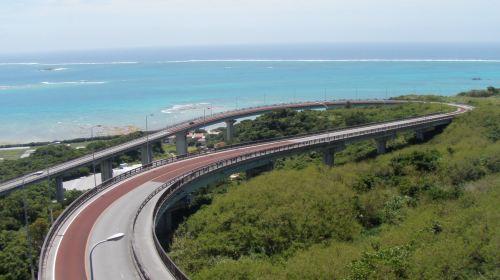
[0,93,497,279]
[169,94,500,279]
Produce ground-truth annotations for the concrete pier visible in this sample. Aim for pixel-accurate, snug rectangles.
[225,119,236,142]
[162,211,173,232]
[415,131,425,142]
[175,131,188,156]
[415,127,434,142]
[157,198,189,233]
[322,144,345,167]
[100,159,113,183]
[55,177,64,203]
[141,143,153,165]
[245,161,274,178]
[323,148,335,167]
[375,137,391,154]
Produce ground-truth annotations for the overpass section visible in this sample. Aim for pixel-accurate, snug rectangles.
[0,100,407,201]
[38,102,472,280]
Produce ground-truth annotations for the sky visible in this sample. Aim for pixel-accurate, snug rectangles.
[1,0,500,54]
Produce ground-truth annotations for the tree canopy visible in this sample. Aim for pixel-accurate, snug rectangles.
[170,95,500,279]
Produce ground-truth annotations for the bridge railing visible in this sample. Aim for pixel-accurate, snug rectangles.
[131,108,462,280]
[37,144,229,278]
[39,102,465,279]
[216,111,447,151]
[2,99,408,189]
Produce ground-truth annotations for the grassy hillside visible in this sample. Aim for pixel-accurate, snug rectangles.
[169,96,500,279]
[0,101,450,280]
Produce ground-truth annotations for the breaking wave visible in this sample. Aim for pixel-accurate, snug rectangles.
[40,67,68,71]
[154,59,500,63]
[41,80,107,85]
[161,103,214,114]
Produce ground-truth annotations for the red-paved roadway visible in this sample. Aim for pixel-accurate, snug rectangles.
[55,141,290,280]
[52,103,472,279]
[1,100,405,196]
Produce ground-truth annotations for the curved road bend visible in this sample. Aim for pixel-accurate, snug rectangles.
[0,100,406,195]
[51,141,291,280]
[46,104,471,280]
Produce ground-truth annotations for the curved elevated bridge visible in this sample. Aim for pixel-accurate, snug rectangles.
[2,100,406,200]
[36,100,472,280]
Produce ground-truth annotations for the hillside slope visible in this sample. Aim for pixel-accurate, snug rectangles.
[170,97,500,279]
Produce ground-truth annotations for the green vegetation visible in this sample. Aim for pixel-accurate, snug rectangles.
[169,95,500,279]
[0,148,30,161]
[0,133,155,279]
[0,182,78,279]
[0,95,490,279]
[206,103,451,147]
[458,86,499,98]
[0,131,167,182]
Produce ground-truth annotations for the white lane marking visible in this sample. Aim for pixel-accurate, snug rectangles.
[50,105,468,279]
[51,145,276,279]
[51,173,151,280]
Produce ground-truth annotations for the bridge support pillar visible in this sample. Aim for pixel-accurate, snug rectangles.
[100,159,113,183]
[158,198,190,234]
[55,177,64,203]
[164,211,173,232]
[245,161,274,179]
[376,139,387,154]
[415,128,434,142]
[323,149,335,167]
[175,131,188,156]
[225,119,236,142]
[415,131,425,142]
[375,136,393,154]
[141,143,153,165]
[322,144,346,167]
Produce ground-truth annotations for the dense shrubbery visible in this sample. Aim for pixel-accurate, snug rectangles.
[458,86,499,97]
[0,145,87,182]
[0,132,165,280]
[0,133,144,279]
[206,103,451,146]
[0,183,80,279]
[170,168,361,273]
[170,96,500,279]
[0,94,495,279]
[0,131,164,182]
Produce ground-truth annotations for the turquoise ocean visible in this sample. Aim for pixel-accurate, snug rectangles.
[1,44,499,144]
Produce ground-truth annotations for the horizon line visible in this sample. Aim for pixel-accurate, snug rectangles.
[2,59,500,65]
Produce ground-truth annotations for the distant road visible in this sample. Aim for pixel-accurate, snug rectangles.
[0,100,406,195]
[39,102,472,280]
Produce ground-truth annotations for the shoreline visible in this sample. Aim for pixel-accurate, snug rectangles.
[2,60,497,145]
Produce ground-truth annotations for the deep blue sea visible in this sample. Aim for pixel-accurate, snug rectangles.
[1,44,500,144]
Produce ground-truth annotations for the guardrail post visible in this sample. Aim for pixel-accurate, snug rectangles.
[225,119,237,142]
[141,143,153,165]
[175,131,188,156]
[100,159,113,182]
[55,176,64,203]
